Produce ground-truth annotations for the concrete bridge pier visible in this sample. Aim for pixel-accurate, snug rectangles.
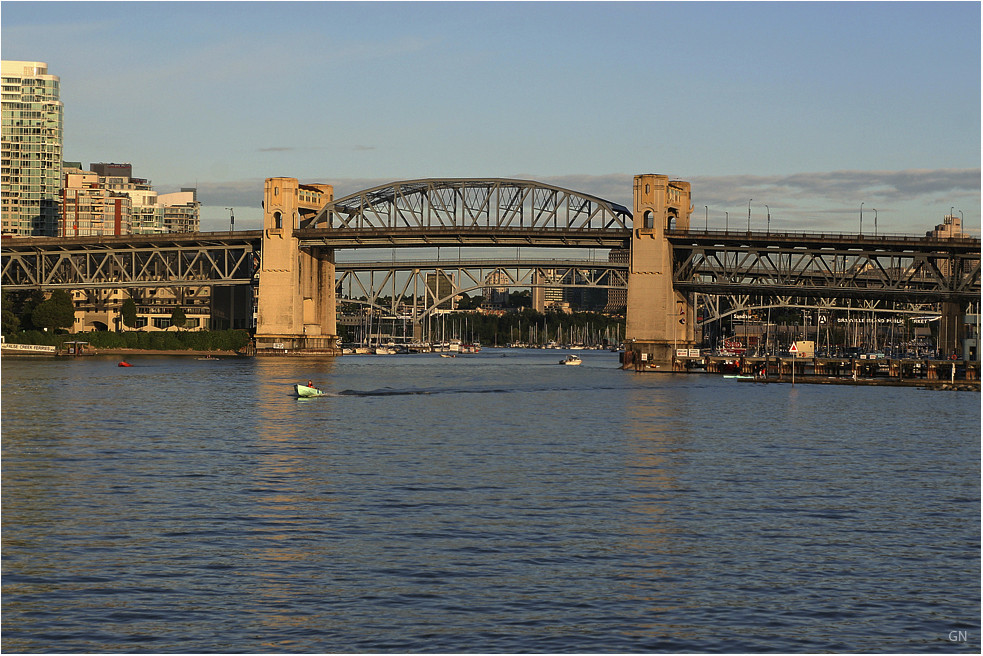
[624,174,695,369]
[254,178,340,355]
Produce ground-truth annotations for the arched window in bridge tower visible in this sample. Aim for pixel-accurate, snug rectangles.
[643,210,654,229]
[667,209,677,231]
[274,211,282,229]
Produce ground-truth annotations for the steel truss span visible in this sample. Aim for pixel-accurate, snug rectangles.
[695,293,957,326]
[668,230,981,304]
[335,259,628,319]
[309,178,634,232]
[1,232,262,290]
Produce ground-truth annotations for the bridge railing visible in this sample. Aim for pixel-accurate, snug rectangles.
[667,228,981,247]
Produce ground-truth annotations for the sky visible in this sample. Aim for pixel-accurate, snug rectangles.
[2,1,980,235]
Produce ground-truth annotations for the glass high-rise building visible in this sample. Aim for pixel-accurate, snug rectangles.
[1,60,63,236]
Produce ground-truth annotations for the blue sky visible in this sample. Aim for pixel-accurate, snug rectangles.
[2,1,979,234]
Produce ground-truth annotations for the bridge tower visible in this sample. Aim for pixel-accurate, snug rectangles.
[254,177,339,354]
[625,174,695,369]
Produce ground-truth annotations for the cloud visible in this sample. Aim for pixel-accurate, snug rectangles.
[690,169,981,206]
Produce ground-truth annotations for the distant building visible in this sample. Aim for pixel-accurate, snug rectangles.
[159,188,200,233]
[61,163,133,236]
[426,271,457,310]
[532,269,565,312]
[482,271,511,308]
[1,60,63,236]
[603,248,629,313]
[62,163,198,235]
[92,164,163,234]
[927,213,966,239]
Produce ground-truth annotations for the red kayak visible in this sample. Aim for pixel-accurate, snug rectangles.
[118,361,132,367]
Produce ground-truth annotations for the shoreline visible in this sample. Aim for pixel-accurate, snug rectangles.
[737,375,980,391]
[76,348,243,357]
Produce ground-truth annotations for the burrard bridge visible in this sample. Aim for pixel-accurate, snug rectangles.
[2,175,979,364]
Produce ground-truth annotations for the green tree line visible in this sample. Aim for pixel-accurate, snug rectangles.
[2,290,248,352]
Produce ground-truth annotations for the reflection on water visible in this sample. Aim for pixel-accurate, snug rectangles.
[2,352,980,652]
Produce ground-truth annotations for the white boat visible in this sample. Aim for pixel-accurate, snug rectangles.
[559,354,583,366]
[295,383,325,398]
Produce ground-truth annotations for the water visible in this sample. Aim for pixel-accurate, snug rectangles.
[2,349,979,653]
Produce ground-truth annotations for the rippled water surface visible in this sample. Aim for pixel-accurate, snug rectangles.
[2,349,980,652]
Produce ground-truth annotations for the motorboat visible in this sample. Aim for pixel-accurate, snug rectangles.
[295,383,325,398]
[559,354,583,366]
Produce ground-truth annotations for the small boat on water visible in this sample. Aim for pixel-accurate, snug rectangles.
[118,361,132,367]
[295,383,325,398]
[559,354,583,366]
[196,356,219,361]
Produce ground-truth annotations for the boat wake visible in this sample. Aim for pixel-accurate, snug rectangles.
[332,383,624,398]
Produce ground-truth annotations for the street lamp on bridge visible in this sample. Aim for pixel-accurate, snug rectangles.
[226,207,235,234]
[705,206,708,231]
[872,208,877,236]
[747,199,752,232]
[765,204,771,234]
[860,202,864,235]
[725,211,729,232]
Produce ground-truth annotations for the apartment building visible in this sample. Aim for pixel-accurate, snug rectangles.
[1,60,63,236]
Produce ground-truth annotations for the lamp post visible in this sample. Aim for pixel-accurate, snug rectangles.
[226,207,235,234]
[859,202,864,235]
[765,204,771,234]
[872,208,877,236]
[747,199,752,232]
[705,206,708,231]
[725,211,729,232]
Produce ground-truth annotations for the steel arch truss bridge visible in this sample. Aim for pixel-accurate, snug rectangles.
[669,231,981,312]
[336,259,628,318]
[305,179,633,241]
[1,232,262,290]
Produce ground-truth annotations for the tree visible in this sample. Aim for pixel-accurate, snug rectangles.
[1,292,19,334]
[31,290,75,332]
[120,298,137,328]
[19,290,46,330]
[170,306,187,329]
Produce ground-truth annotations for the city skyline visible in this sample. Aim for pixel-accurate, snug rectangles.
[2,1,979,234]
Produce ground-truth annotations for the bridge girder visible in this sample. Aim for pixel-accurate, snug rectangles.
[335,259,628,319]
[1,232,261,291]
[670,231,980,305]
[309,178,633,232]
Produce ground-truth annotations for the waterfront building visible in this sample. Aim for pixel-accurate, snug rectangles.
[1,60,63,236]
